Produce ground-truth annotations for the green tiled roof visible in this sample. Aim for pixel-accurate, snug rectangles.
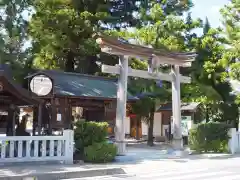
[28,70,138,100]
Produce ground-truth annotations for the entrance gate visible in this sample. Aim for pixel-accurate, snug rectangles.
[95,34,196,154]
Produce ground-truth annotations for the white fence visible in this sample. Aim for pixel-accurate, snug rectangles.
[0,130,74,164]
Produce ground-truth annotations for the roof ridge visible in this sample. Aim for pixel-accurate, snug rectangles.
[56,71,117,81]
[29,69,118,82]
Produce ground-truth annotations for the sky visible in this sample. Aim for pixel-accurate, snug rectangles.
[190,0,229,28]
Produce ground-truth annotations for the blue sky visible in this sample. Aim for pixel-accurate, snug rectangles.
[191,0,229,28]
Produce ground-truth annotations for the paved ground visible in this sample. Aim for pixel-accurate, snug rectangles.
[65,157,240,180]
[0,145,238,180]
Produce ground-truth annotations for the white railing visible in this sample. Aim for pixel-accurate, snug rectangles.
[0,130,74,164]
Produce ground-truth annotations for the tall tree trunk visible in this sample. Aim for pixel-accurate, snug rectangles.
[147,117,154,146]
[136,118,140,140]
[86,55,99,74]
[206,105,209,123]
[147,105,155,146]
[65,51,75,72]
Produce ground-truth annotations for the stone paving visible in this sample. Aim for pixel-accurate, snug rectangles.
[0,144,237,180]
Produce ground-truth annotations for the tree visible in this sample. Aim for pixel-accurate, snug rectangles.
[184,17,238,125]
[214,0,240,126]
[105,0,143,29]
[0,0,33,81]
[140,0,194,26]
[29,0,109,73]
[220,0,240,81]
[220,0,240,106]
[29,0,148,73]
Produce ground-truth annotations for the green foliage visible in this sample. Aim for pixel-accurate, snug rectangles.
[0,0,34,81]
[220,0,240,79]
[140,0,194,25]
[182,16,238,126]
[74,121,117,163]
[189,122,232,153]
[219,0,240,105]
[28,0,145,73]
[29,0,107,72]
[74,121,108,153]
[84,142,117,163]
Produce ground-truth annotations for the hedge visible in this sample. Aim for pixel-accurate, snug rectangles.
[189,122,232,153]
[74,121,117,163]
[74,121,108,153]
[84,141,117,163]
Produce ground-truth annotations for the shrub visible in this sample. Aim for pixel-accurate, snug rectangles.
[189,122,231,153]
[74,121,109,153]
[84,142,117,163]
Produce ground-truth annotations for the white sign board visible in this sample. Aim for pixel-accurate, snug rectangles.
[57,114,62,121]
[171,116,192,136]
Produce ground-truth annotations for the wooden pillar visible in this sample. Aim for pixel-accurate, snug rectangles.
[50,98,55,135]
[171,65,183,149]
[115,55,128,155]
[12,111,16,136]
[69,103,73,129]
[64,98,71,129]
[38,103,42,135]
[6,105,14,136]
[33,106,38,136]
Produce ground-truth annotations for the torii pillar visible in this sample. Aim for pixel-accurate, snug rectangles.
[115,55,128,155]
[171,65,183,149]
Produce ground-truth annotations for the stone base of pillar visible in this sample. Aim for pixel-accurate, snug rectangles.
[116,142,126,156]
[172,138,183,150]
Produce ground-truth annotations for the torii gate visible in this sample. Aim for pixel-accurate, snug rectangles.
[95,34,196,155]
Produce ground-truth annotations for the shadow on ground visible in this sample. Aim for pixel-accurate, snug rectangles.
[112,142,240,165]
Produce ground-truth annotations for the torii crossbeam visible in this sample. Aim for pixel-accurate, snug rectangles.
[95,34,196,155]
[101,64,191,83]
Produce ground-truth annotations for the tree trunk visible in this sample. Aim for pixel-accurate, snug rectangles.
[147,117,154,146]
[136,118,140,140]
[86,55,99,74]
[147,106,155,146]
[65,51,75,72]
[206,105,209,123]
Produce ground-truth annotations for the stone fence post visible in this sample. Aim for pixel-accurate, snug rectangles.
[63,129,74,164]
[228,128,237,154]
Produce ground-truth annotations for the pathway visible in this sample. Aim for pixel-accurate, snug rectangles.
[65,156,240,180]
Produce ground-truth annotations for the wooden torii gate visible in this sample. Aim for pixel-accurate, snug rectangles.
[95,34,196,155]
